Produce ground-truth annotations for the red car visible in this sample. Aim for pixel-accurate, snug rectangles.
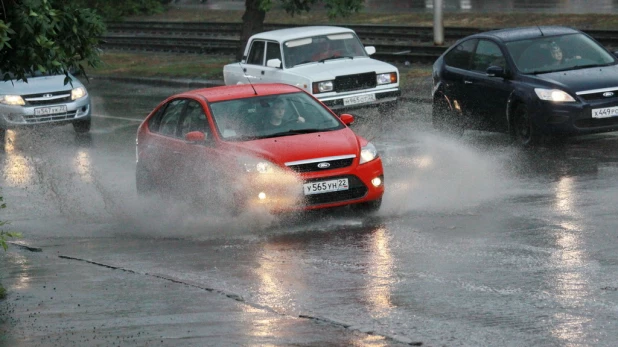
[135,83,384,213]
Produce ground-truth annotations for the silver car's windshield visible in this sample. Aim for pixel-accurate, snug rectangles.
[282,32,367,68]
[507,33,616,74]
[209,92,344,141]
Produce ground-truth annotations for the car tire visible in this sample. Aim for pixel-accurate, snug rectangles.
[0,128,5,145]
[73,119,91,134]
[352,198,382,214]
[136,163,155,196]
[512,103,541,147]
[432,97,464,137]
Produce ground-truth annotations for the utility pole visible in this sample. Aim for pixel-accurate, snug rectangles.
[433,0,444,45]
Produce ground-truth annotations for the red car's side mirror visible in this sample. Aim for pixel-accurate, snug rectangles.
[339,113,355,126]
[185,131,206,143]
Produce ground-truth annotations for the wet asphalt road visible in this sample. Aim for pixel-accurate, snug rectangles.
[2,78,618,346]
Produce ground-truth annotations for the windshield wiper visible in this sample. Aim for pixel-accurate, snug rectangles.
[318,55,354,63]
[292,60,314,67]
[265,128,330,138]
[531,63,613,75]
[568,63,611,71]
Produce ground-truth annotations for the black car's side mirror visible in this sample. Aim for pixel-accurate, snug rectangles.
[486,66,508,78]
[613,51,618,58]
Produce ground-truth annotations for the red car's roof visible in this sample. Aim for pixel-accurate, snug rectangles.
[179,83,303,103]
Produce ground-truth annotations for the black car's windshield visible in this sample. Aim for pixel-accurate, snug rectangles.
[209,92,344,141]
[506,33,616,74]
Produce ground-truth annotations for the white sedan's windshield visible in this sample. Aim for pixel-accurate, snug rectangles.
[507,33,616,74]
[282,33,367,68]
[210,92,344,141]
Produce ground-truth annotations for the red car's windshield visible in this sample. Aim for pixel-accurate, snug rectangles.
[209,92,345,141]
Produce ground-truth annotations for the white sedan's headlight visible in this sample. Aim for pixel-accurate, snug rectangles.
[377,72,397,85]
[534,88,575,102]
[0,95,25,106]
[360,142,378,164]
[71,87,87,100]
[240,157,277,174]
[312,81,334,94]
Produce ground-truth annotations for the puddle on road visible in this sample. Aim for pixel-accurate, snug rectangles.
[378,131,514,216]
[0,104,531,240]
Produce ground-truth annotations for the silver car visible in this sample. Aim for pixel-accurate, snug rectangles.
[0,71,92,143]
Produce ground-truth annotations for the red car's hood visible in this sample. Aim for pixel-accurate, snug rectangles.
[223,128,361,165]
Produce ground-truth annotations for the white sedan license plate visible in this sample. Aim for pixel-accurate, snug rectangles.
[592,106,618,118]
[343,94,376,106]
[34,105,67,116]
[303,178,349,195]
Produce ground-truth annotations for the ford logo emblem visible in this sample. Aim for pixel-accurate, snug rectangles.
[317,162,330,169]
[603,92,614,97]
[43,93,53,98]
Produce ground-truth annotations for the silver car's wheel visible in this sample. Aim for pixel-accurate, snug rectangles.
[73,119,91,134]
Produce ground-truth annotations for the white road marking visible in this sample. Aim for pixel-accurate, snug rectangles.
[93,114,143,122]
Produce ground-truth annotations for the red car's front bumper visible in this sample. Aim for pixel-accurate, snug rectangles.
[238,157,385,212]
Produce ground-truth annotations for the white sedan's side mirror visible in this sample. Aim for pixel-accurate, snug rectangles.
[266,58,282,68]
[365,46,376,55]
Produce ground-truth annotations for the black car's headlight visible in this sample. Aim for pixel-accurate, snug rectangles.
[534,88,575,102]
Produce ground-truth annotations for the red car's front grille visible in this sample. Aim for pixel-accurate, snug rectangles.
[287,158,354,173]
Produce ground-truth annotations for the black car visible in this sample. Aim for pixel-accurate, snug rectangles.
[432,26,618,145]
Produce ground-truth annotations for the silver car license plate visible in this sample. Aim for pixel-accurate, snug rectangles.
[34,105,67,116]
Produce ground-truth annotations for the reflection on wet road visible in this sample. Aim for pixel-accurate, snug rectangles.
[3,79,618,345]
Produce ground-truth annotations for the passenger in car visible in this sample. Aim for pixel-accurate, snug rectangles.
[548,42,581,66]
[312,40,341,61]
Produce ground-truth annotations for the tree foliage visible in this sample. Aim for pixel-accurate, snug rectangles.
[237,0,363,60]
[0,0,106,83]
[66,0,171,21]
[0,195,21,252]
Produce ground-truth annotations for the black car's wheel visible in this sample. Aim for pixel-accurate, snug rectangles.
[352,198,382,214]
[512,103,541,147]
[136,163,155,196]
[73,119,91,134]
[432,97,464,137]
[0,128,6,145]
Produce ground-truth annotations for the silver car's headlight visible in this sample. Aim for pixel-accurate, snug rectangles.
[377,72,397,85]
[359,142,378,164]
[71,87,87,100]
[0,95,25,106]
[534,88,575,102]
[312,81,334,94]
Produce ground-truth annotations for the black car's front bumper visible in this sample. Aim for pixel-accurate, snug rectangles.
[531,98,618,136]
